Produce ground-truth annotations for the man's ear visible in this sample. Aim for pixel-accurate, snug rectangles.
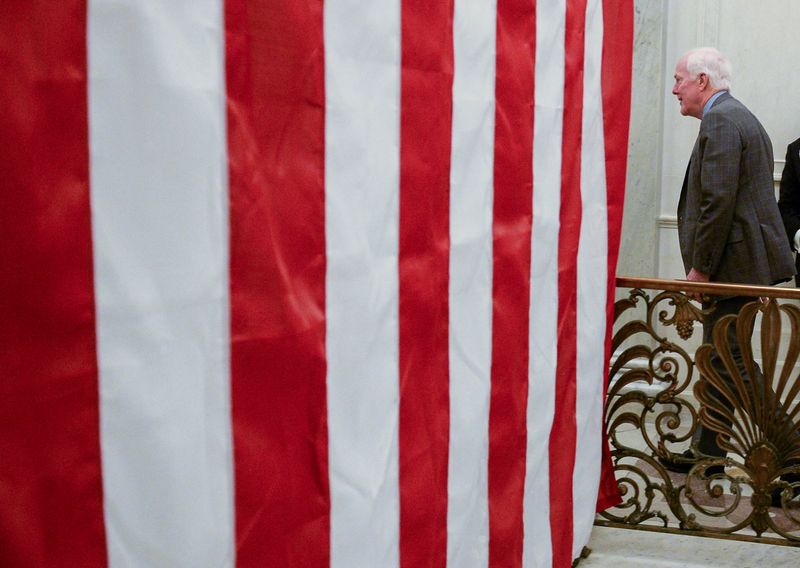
[698,72,708,90]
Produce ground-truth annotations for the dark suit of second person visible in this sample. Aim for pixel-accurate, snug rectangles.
[778,137,800,286]
[672,48,795,460]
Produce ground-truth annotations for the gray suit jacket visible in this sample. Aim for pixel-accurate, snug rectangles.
[677,92,795,285]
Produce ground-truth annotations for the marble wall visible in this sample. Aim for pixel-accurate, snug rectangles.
[619,0,800,280]
[617,0,666,277]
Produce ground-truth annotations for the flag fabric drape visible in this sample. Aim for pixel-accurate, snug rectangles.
[0,1,633,567]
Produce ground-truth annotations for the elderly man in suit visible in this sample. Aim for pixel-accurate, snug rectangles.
[668,47,795,470]
[779,137,800,286]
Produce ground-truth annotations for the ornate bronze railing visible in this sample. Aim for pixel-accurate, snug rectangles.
[597,277,800,545]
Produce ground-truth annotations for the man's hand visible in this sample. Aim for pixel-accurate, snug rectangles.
[686,268,710,301]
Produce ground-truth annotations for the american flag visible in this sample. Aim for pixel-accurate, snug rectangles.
[0,1,632,566]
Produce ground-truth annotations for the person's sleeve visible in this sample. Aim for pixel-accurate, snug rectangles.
[691,112,740,275]
[778,142,800,250]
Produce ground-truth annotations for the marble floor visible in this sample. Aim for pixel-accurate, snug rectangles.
[582,525,800,567]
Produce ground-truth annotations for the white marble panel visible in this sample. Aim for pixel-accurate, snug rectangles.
[715,0,800,154]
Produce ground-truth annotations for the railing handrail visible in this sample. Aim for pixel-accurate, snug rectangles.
[616,276,800,300]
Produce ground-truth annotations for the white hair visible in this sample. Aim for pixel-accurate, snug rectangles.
[684,47,732,90]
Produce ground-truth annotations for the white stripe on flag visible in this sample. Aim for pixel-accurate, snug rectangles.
[447,0,496,566]
[573,0,608,556]
[88,2,234,566]
[524,0,567,566]
[324,1,401,566]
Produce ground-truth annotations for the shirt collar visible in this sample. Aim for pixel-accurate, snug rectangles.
[702,90,727,117]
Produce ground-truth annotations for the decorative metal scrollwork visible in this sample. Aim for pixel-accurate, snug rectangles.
[658,292,705,340]
[599,286,800,544]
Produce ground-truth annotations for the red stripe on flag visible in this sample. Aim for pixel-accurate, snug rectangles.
[0,3,107,567]
[399,2,454,566]
[550,0,587,565]
[489,1,536,565]
[596,0,633,512]
[226,1,329,566]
